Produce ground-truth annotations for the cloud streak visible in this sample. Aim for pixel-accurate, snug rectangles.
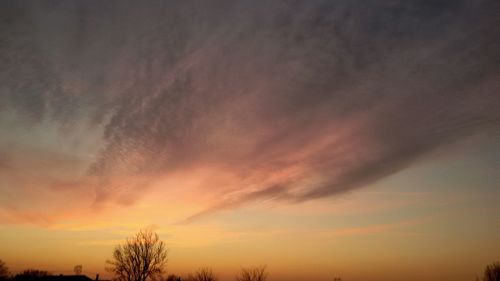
[1,0,499,223]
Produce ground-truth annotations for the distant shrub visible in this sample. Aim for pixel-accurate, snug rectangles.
[0,260,9,281]
[235,265,267,281]
[483,262,500,281]
[185,268,217,281]
[13,269,50,281]
[166,274,181,281]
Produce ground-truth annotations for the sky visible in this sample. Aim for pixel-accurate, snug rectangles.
[0,1,499,280]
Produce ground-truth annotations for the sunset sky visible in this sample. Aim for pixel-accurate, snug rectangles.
[0,1,499,281]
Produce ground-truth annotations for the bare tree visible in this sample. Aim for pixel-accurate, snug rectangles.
[483,262,500,281]
[106,229,168,281]
[235,265,267,281]
[166,274,181,281]
[185,268,217,281]
[13,269,50,281]
[0,260,8,281]
[74,265,83,275]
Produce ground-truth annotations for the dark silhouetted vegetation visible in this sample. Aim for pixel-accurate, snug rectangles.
[235,265,267,281]
[184,268,217,281]
[13,269,50,281]
[483,262,500,281]
[0,260,8,281]
[11,271,92,281]
[106,229,168,281]
[165,274,181,281]
[1,253,499,281]
[73,266,82,276]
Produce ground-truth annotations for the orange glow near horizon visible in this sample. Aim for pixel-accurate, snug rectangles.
[1,108,499,281]
[1,153,499,281]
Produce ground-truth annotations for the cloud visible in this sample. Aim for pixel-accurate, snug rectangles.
[0,0,499,223]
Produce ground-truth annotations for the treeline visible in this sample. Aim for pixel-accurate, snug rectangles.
[165,266,267,281]
[1,229,499,281]
[0,268,51,281]
[165,265,266,281]
[0,263,266,281]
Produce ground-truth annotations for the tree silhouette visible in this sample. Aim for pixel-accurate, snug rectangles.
[74,265,83,275]
[106,229,168,281]
[165,274,181,281]
[0,260,8,281]
[483,262,500,281]
[235,265,267,281]
[13,269,50,281]
[185,268,217,281]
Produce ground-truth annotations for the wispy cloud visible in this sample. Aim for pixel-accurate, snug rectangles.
[1,0,499,223]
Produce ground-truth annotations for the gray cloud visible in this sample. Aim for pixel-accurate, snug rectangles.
[1,0,499,221]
